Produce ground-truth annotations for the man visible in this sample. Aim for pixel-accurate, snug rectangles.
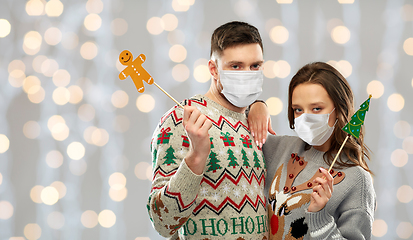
[147,21,269,239]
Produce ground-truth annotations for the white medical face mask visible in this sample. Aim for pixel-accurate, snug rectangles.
[294,108,337,146]
[219,70,263,108]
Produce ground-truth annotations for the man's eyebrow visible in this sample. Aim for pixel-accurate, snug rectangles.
[225,61,244,65]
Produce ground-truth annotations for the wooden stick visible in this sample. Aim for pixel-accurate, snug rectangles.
[153,82,184,109]
[328,135,350,172]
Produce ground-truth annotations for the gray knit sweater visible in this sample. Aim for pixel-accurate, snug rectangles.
[263,135,375,239]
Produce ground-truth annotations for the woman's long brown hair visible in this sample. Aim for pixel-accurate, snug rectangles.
[288,62,372,174]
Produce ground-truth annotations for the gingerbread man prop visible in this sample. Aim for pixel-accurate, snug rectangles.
[118,50,153,93]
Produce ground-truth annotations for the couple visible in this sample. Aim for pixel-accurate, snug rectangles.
[146,21,375,239]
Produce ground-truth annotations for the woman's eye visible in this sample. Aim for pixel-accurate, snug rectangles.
[231,65,240,70]
[313,107,322,112]
[251,64,260,70]
[294,108,302,113]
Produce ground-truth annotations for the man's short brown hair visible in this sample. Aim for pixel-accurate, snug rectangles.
[210,21,263,59]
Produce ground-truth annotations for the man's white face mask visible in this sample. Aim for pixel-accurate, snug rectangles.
[219,70,263,108]
[294,108,337,146]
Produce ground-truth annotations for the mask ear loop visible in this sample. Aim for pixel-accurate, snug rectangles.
[328,108,338,128]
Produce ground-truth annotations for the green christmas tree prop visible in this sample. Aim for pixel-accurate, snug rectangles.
[227,148,239,168]
[253,151,261,169]
[163,146,177,165]
[329,95,372,172]
[207,151,222,173]
[342,95,371,139]
[241,149,250,168]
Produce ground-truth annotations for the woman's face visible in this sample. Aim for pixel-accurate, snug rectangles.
[291,83,336,127]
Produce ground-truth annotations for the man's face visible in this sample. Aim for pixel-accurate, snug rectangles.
[214,43,264,92]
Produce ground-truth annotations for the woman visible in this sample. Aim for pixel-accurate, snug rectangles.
[249,62,375,239]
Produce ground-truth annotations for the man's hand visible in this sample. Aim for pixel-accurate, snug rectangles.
[308,168,334,212]
[247,101,276,148]
[183,106,213,175]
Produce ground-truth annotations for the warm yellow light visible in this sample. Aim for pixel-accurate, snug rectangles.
[86,0,103,14]
[403,136,413,154]
[391,149,408,167]
[47,211,65,229]
[276,60,291,78]
[67,141,85,160]
[80,41,98,60]
[109,172,127,190]
[111,18,128,36]
[0,19,11,38]
[162,14,178,31]
[147,17,164,35]
[44,27,62,45]
[52,87,71,105]
[169,44,187,63]
[26,0,45,16]
[135,162,151,180]
[331,26,351,44]
[23,31,42,55]
[98,210,116,228]
[194,64,210,83]
[69,159,87,176]
[81,210,98,228]
[41,186,59,205]
[9,237,26,240]
[52,69,71,87]
[366,80,384,99]
[111,90,129,108]
[270,26,289,44]
[394,121,411,139]
[61,32,79,50]
[51,122,70,141]
[27,85,46,104]
[68,85,83,104]
[23,76,41,93]
[78,104,95,122]
[91,128,109,146]
[8,59,26,73]
[403,38,413,56]
[397,185,413,203]
[263,60,276,79]
[50,181,67,199]
[0,201,13,219]
[338,0,354,3]
[23,121,40,139]
[276,0,293,3]
[47,115,65,131]
[0,134,10,154]
[172,64,190,82]
[109,187,128,202]
[45,0,64,17]
[402,4,413,22]
[30,185,44,203]
[41,58,59,77]
[32,55,47,73]
[172,0,190,11]
[84,126,97,144]
[372,219,388,237]
[387,93,405,112]
[45,150,64,168]
[266,97,283,116]
[397,222,413,239]
[24,223,42,240]
[113,115,130,133]
[8,70,26,88]
[84,13,102,31]
[136,94,155,113]
[335,60,352,78]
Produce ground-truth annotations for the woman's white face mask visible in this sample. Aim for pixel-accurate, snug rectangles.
[219,70,263,108]
[294,108,337,146]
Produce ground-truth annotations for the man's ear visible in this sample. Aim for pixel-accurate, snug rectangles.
[208,59,219,80]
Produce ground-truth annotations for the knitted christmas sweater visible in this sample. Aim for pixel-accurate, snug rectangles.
[147,94,268,239]
[263,135,376,240]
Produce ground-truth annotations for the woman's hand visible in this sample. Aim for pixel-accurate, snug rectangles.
[308,168,334,212]
[247,101,276,148]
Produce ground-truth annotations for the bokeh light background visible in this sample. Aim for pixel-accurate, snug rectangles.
[0,0,413,239]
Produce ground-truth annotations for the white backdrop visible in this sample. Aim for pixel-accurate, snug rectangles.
[0,0,412,239]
